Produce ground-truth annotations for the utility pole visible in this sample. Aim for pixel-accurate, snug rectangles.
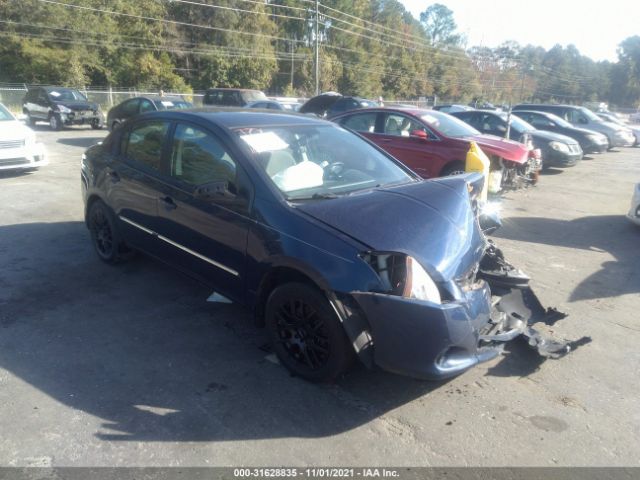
[519,67,526,103]
[314,0,319,95]
[290,39,294,91]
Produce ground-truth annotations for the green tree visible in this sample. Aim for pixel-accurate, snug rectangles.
[419,3,461,47]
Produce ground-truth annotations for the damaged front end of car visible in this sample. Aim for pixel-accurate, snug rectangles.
[344,174,584,380]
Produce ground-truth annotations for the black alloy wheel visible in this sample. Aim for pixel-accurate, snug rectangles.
[88,200,128,264]
[266,283,352,382]
[441,161,465,177]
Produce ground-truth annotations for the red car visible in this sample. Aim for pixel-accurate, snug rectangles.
[330,107,532,185]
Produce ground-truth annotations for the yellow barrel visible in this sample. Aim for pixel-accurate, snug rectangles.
[465,141,490,203]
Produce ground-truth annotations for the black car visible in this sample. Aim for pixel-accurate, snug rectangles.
[107,96,192,131]
[451,110,583,168]
[81,109,571,381]
[299,93,379,117]
[513,110,609,154]
[203,88,267,107]
[22,86,104,130]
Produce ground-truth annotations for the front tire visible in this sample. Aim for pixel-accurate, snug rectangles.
[88,200,129,264]
[441,161,465,177]
[49,114,62,131]
[265,282,353,382]
[26,112,36,127]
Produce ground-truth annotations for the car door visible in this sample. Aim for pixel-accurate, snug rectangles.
[153,121,253,300]
[376,112,443,178]
[34,89,50,119]
[106,119,171,256]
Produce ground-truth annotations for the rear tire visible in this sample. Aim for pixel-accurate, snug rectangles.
[441,161,465,177]
[265,282,353,382]
[87,200,130,264]
[26,113,36,127]
[91,118,103,130]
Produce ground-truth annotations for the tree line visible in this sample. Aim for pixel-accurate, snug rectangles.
[0,0,639,108]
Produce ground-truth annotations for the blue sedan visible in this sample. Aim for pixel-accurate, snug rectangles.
[81,109,572,381]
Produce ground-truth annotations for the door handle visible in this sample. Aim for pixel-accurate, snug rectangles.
[381,138,393,143]
[160,196,177,211]
[107,170,120,183]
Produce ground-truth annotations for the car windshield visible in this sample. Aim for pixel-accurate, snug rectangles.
[153,99,192,110]
[545,112,573,128]
[359,99,379,107]
[47,88,87,102]
[234,124,415,200]
[601,114,624,126]
[579,107,602,122]
[244,90,268,101]
[499,113,535,133]
[0,104,15,121]
[420,111,480,137]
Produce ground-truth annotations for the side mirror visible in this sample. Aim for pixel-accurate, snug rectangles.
[410,129,428,140]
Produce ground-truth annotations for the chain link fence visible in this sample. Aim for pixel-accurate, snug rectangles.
[0,84,206,114]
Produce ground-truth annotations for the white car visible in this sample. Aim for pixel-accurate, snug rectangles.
[0,103,47,171]
[628,184,640,226]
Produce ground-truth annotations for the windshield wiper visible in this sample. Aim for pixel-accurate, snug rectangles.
[290,192,339,201]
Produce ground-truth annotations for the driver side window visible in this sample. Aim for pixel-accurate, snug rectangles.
[170,123,237,188]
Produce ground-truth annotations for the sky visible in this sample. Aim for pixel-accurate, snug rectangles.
[400,0,640,62]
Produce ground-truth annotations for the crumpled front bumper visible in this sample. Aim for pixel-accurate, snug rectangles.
[351,244,581,380]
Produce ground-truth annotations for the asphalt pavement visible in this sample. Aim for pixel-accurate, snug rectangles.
[0,125,639,466]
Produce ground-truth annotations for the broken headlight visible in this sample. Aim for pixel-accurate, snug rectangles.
[362,253,441,304]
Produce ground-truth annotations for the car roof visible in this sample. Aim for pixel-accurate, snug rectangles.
[513,110,554,116]
[41,86,79,91]
[137,107,331,129]
[205,87,264,92]
[139,96,189,102]
[515,104,576,108]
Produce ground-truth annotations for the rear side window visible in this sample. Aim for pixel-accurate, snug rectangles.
[383,114,426,137]
[123,121,169,172]
[121,99,140,116]
[340,112,378,133]
[139,99,154,113]
[170,123,237,187]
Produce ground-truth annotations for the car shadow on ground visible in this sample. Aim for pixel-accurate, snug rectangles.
[0,221,551,442]
[493,215,640,302]
[0,169,36,179]
[57,137,105,148]
[540,168,564,175]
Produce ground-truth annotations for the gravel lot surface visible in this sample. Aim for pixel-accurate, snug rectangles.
[0,126,639,467]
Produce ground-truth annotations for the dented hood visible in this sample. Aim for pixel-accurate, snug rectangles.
[295,177,486,282]
[468,134,529,164]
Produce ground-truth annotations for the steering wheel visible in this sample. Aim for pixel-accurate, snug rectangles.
[323,161,345,180]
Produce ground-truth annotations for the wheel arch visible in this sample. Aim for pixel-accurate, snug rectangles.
[84,193,108,225]
[440,159,465,177]
[254,263,374,368]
